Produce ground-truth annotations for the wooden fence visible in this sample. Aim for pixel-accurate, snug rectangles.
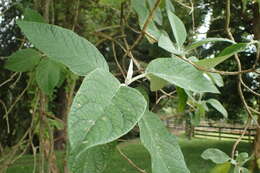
[193,125,256,142]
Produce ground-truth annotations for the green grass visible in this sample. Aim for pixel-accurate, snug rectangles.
[6,137,251,173]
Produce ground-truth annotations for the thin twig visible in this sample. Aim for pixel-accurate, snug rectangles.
[225,0,259,158]
[189,0,195,30]
[10,72,22,89]
[116,146,147,173]
[0,72,18,88]
[112,42,126,79]
[3,75,32,124]
[178,56,255,75]
[94,25,120,32]
[124,0,161,59]
[175,0,192,10]
[231,118,251,159]
[241,79,260,97]
[0,99,9,133]
[72,0,80,31]
[249,106,260,115]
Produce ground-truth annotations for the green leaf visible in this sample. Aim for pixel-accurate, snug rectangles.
[218,43,248,57]
[23,8,45,23]
[165,0,175,13]
[205,72,224,87]
[158,31,183,55]
[69,143,115,173]
[207,99,228,118]
[210,162,231,173]
[195,43,247,69]
[201,148,230,164]
[167,11,187,47]
[36,59,61,95]
[5,48,41,72]
[146,57,219,93]
[131,0,161,42]
[17,21,109,75]
[147,74,169,91]
[176,87,187,113]
[68,68,147,152]
[236,152,250,166]
[186,38,234,52]
[139,111,190,173]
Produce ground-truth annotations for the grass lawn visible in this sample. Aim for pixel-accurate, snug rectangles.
[6,137,252,173]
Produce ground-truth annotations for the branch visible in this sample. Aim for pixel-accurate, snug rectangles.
[116,146,148,173]
[0,72,19,88]
[225,0,260,158]
[124,0,161,60]
[231,118,251,159]
[112,42,126,79]
[178,56,255,75]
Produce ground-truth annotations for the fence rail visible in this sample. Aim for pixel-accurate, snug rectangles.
[193,125,256,142]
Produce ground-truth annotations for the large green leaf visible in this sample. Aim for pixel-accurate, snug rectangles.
[207,99,228,118]
[69,143,115,173]
[17,21,108,75]
[5,48,41,72]
[23,8,45,23]
[146,57,219,93]
[158,31,183,55]
[195,43,247,69]
[201,148,230,164]
[68,68,147,152]
[167,11,187,47]
[139,111,190,173]
[35,59,61,95]
[186,38,234,52]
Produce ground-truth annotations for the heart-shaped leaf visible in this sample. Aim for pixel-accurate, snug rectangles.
[68,68,147,151]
